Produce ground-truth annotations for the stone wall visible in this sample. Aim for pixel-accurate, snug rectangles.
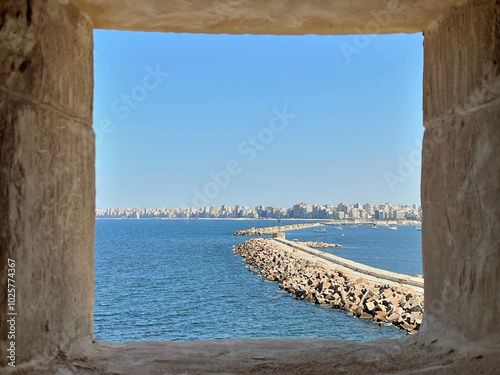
[421,0,500,342]
[0,0,94,366]
[0,0,499,371]
[69,0,463,35]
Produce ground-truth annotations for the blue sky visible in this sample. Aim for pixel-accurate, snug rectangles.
[94,31,423,209]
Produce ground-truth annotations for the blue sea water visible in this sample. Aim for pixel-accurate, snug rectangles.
[289,224,423,276]
[94,220,422,343]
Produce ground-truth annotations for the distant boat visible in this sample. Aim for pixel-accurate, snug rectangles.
[416,226,422,231]
[388,225,398,230]
[371,224,378,229]
[314,228,326,233]
[350,225,357,229]
[334,226,343,230]
[340,233,345,237]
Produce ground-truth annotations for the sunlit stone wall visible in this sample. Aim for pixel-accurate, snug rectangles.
[0,0,95,366]
[0,0,498,370]
[422,0,500,343]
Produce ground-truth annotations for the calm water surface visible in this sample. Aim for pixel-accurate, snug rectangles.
[94,220,421,342]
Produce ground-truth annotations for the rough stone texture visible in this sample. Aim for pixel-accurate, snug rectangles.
[422,0,500,343]
[7,336,500,374]
[234,238,424,333]
[69,0,463,35]
[0,0,95,367]
[423,0,500,121]
[1,0,500,372]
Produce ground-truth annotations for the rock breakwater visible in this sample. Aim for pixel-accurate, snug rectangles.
[233,238,424,334]
[233,222,324,236]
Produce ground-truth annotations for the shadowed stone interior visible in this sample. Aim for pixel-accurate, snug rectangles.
[0,0,499,373]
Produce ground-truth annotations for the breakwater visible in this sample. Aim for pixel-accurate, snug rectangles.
[233,222,325,236]
[275,238,424,290]
[296,241,342,248]
[233,238,424,334]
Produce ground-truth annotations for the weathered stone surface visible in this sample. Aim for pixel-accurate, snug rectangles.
[359,312,372,319]
[422,0,500,343]
[69,0,462,35]
[5,335,500,375]
[365,301,376,312]
[422,105,500,341]
[1,0,499,372]
[0,0,94,367]
[0,0,93,121]
[423,0,500,121]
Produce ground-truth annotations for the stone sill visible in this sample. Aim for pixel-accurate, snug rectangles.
[6,331,500,374]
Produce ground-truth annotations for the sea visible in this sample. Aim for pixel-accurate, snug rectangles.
[94,219,422,343]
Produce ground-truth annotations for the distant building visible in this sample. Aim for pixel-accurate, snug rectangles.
[96,202,422,221]
[292,203,311,218]
[334,211,345,220]
[394,210,406,220]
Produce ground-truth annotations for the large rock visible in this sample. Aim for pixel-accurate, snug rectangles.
[233,238,424,334]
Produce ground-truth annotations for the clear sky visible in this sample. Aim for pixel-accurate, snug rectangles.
[94,31,424,209]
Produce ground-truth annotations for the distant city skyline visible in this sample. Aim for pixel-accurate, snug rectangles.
[94,32,423,208]
[97,202,422,222]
